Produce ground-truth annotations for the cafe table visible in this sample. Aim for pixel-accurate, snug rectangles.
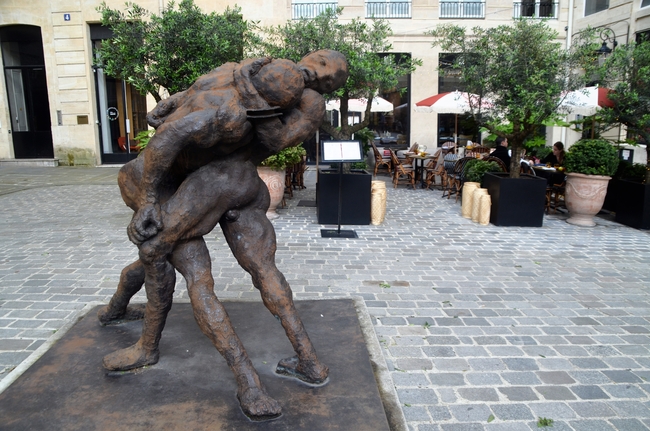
[406,153,435,188]
[532,165,566,186]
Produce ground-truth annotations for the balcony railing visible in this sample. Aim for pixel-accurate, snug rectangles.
[512,1,559,19]
[439,1,485,18]
[292,2,337,19]
[365,1,412,18]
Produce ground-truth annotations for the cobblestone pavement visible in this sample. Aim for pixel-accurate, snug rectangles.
[0,165,649,431]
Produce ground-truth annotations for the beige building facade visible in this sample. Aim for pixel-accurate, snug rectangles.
[0,0,648,165]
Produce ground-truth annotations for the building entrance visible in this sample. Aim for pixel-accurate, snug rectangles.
[1,25,54,159]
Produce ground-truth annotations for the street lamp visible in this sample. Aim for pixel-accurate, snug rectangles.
[597,28,618,55]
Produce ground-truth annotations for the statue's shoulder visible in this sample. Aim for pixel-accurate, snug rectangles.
[192,62,239,91]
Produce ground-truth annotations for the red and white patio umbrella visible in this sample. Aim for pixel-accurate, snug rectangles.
[414,91,492,143]
[414,91,492,114]
[559,86,614,116]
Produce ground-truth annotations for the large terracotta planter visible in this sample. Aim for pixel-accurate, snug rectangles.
[565,172,611,227]
[257,166,285,220]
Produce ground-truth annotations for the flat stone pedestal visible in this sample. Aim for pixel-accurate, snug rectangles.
[0,299,390,431]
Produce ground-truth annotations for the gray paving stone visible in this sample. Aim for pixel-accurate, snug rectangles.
[528,402,577,419]
[601,384,648,399]
[567,420,616,431]
[602,369,643,383]
[608,418,650,431]
[449,404,493,422]
[536,371,575,384]
[501,372,541,385]
[428,406,452,421]
[570,401,616,417]
[498,387,539,401]
[490,404,534,421]
[536,386,577,400]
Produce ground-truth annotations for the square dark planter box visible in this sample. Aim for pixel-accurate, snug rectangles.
[602,178,619,212]
[614,180,650,230]
[317,169,371,225]
[482,172,547,227]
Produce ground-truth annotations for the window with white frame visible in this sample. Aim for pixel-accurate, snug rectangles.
[291,0,337,19]
[585,0,609,16]
[439,0,486,18]
[642,0,650,8]
[365,0,412,18]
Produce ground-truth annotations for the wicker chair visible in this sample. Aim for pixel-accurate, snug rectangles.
[444,157,476,201]
[424,149,445,190]
[389,150,416,189]
[466,145,491,158]
[371,141,392,176]
[546,178,566,214]
[482,156,509,173]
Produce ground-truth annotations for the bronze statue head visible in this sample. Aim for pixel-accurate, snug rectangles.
[298,50,348,95]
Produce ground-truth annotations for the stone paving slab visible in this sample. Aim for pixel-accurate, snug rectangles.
[0,166,649,431]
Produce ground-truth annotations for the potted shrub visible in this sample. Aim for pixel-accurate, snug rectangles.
[563,139,619,226]
[614,162,650,229]
[465,159,502,184]
[258,145,306,220]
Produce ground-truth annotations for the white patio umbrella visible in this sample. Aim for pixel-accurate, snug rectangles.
[559,86,614,116]
[325,96,394,113]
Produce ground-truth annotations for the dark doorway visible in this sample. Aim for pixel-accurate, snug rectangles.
[1,25,54,159]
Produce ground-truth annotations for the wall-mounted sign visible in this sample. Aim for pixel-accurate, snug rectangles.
[107,107,119,121]
[64,14,71,21]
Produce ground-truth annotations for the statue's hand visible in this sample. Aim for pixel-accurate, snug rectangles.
[127,203,163,245]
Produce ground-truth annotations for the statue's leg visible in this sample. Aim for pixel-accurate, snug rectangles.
[102,160,253,372]
[170,238,281,419]
[97,259,146,325]
[102,237,176,371]
[99,157,181,326]
[220,189,328,385]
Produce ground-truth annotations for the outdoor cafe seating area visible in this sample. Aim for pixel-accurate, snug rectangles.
[370,141,568,214]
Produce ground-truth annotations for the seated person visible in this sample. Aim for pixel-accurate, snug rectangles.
[491,137,511,171]
[540,141,565,166]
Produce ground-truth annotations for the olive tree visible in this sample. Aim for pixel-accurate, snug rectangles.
[95,0,258,101]
[428,20,598,176]
[593,40,650,182]
[258,8,420,140]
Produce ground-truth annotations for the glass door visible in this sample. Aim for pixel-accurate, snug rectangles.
[93,40,147,164]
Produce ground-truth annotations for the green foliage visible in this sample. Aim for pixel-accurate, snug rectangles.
[531,146,552,160]
[260,144,306,170]
[619,162,648,183]
[354,127,375,155]
[428,20,600,177]
[95,0,258,101]
[537,417,554,427]
[351,161,369,170]
[564,139,619,176]
[134,129,155,151]
[593,40,650,176]
[465,159,502,183]
[258,8,421,140]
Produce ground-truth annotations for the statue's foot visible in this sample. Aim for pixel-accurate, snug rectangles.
[237,386,282,421]
[276,356,329,385]
[98,304,146,326]
[103,343,159,371]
